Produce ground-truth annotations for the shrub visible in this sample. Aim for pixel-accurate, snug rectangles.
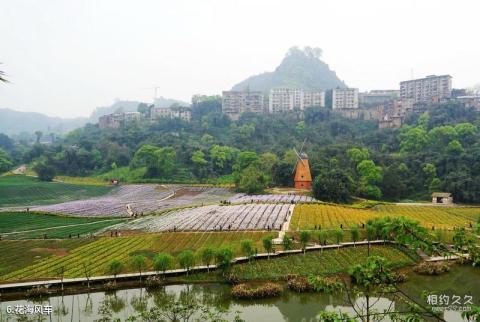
[287,276,313,292]
[307,276,343,293]
[413,262,450,275]
[231,283,282,299]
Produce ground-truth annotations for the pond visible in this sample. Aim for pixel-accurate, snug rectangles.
[0,265,478,322]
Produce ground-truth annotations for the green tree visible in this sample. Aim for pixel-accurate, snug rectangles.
[316,230,328,252]
[153,253,173,278]
[313,169,353,203]
[299,230,311,254]
[0,148,13,173]
[240,239,255,262]
[198,247,214,273]
[132,255,147,281]
[215,246,234,275]
[447,140,465,155]
[33,161,56,181]
[400,126,428,152]
[34,130,43,144]
[346,147,369,165]
[357,160,383,200]
[259,152,278,176]
[351,226,360,246]
[262,236,273,259]
[178,250,195,275]
[282,234,293,251]
[428,125,457,150]
[235,151,259,171]
[236,165,268,194]
[333,228,344,250]
[108,259,124,283]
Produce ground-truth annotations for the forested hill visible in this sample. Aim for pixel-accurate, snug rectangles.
[232,47,347,92]
[4,99,480,204]
[0,108,87,135]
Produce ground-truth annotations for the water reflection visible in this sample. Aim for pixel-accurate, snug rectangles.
[0,266,477,322]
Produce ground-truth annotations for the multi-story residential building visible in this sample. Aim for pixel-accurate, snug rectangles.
[99,111,141,129]
[268,88,325,113]
[222,90,264,120]
[331,88,359,109]
[359,90,399,107]
[400,75,452,104]
[150,106,191,122]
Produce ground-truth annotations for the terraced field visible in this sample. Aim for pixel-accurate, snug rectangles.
[291,204,480,230]
[0,175,114,207]
[1,232,273,282]
[33,185,234,217]
[110,204,294,232]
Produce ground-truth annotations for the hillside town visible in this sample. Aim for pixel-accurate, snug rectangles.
[98,74,480,130]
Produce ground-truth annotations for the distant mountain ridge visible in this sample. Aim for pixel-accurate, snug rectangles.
[0,108,88,135]
[232,46,347,92]
[0,97,190,135]
[89,97,190,121]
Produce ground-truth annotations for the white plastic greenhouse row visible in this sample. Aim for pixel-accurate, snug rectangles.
[112,204,295,232]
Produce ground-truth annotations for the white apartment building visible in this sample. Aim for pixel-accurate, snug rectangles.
[332,88,359,109]
[150,106,191,122]
[222,91,264,120]
[269,88,325,113]
[99,111,141,129]
[400,75,452,104]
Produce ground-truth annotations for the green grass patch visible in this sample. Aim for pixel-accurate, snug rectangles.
[0,175,115,207]
[0,212,118,234]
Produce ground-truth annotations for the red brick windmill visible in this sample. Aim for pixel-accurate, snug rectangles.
[292,140,312,190]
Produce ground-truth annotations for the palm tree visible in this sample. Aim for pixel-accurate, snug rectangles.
[0,64,7,83]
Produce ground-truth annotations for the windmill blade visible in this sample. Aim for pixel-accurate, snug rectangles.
[293,148,306,166]
[298,138,307,155]
[291,160,297,174]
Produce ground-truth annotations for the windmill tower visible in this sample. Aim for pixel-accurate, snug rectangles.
[292,140,312,190]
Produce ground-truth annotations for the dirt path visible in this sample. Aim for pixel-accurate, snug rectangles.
[11,165,26,175]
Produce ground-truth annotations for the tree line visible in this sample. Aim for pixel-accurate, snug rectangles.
[2,99,480,202]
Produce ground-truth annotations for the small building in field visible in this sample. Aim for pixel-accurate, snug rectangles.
[431,192,453,205]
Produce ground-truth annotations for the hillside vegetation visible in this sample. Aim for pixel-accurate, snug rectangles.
[232,47,346,92]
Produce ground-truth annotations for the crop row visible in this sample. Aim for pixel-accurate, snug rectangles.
[291,204,479,230]
[1,231,272,282]
[113,204,294,232]
[32,185,234,217]
[228,194,317,204]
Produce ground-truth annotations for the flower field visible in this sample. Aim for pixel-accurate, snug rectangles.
[228,194,317,204]
[230,245,415,280]
[32,185,234,217]
[1,231,273,282]
[291,204,480,230]
[111,204,295,232]
[0,175,114,207]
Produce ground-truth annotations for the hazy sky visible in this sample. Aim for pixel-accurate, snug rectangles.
[1,0,479,118]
